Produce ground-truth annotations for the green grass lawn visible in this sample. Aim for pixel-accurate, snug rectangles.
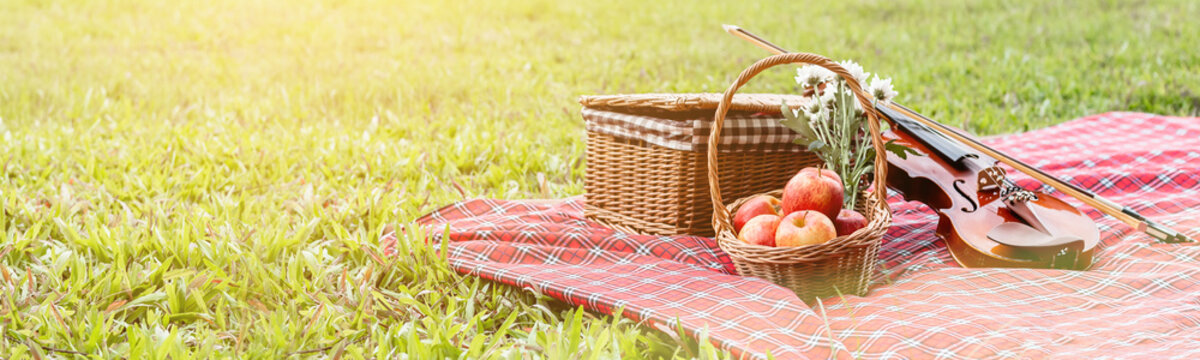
[2,0,1198,358]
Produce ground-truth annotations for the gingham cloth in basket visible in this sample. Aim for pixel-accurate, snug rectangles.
[406,112,1200,359]
[582,107,806,152]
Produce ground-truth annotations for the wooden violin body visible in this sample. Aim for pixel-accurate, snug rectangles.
[877,105,1099,270]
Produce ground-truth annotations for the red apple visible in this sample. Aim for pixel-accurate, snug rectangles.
[781,167,844,220]
[738,214,781,247]
[833,209,868,236]
[775,210,837,247]
[733,195,781,233]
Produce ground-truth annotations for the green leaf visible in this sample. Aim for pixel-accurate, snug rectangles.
[779,101,817,140]
[125,291,167,310]
[807,139,827,152]
[884,139,923,160]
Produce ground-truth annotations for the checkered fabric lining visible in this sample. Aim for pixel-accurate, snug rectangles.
[581,107,806,152]
[409,112,1200,359]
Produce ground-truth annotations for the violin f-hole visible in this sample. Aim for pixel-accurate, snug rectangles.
[953,180,979,212]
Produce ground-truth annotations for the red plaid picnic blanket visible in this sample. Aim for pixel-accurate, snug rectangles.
[411,112,1200,359]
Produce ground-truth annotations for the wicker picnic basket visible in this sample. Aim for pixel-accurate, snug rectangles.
[710,53,892,300]
[580,93,820,237]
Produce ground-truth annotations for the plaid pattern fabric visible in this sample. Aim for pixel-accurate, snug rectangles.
[408,112,1200,359]
[581,107,805,152]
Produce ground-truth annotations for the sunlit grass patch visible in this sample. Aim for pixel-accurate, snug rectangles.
[1,0,1197,357]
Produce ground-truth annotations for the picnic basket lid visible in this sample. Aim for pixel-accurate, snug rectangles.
[580,93,809,152]
[579,93,807,114]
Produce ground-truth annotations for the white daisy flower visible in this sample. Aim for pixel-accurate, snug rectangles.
[790,106,804,120]
[793,67,812,86]
[837,60,870,84]
[869,76,898,104]
[805,101,825,121]
[804,96,824,114]
[818,67,836,82]
[796,65,836,87]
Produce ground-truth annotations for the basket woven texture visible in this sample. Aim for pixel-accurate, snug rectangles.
[709,53,893,300]
[582,93,820,237]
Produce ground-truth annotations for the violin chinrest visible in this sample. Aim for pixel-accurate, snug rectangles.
[987,222,1090,269]
[987,222,1083,248]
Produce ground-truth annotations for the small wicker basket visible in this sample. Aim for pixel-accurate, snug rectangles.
[709,53,892,300]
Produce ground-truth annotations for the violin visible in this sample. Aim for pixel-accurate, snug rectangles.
[878,104,1097,269]
[723,25,1194,270]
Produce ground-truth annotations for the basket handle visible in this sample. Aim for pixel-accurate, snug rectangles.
[708,53,889,235]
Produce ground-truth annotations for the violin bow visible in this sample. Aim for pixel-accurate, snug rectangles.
[723,24,1195,244]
